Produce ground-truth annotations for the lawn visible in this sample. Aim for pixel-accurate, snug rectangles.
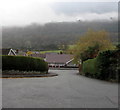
[40,50,62,54]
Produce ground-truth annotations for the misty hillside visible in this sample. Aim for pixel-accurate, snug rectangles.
[2,21,118,50]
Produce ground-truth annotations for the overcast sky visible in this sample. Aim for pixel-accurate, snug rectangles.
[0,0,118,26]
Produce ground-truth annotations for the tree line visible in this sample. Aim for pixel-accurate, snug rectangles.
[2,21,118,50]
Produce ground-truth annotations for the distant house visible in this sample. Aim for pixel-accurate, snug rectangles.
[16,50,27,56]
[0,48,17,56]
[45,54,78,68]
[29,53,46,59]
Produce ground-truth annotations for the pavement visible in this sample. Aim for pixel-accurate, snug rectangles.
[2,69,118,108]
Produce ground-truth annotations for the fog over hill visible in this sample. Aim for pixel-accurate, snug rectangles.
[2,21,118,50]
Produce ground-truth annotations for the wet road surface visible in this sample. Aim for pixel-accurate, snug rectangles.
[2,70,118,108]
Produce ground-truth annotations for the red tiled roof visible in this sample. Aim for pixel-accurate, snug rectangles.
[46,54,73,64]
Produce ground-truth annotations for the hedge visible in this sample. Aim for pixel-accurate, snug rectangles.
[82,58,97,77]
[96,50,119,80]
[2,55,48,72]
[82,50,120,81]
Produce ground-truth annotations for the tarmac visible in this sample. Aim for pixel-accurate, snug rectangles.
[2,69,118,108]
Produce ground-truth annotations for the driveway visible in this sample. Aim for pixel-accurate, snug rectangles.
[2,69,118,108]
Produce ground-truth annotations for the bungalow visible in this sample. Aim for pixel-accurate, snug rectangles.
[0,48,17,56]
[29,53,46,59]
[45,53,78,68]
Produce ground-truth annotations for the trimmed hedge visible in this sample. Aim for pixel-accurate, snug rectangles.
[82,58,97,78]
[96,50,119,80]
[82,50,120,81]
[2,55,48,72]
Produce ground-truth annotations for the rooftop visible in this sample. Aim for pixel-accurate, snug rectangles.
[46,54,73,64]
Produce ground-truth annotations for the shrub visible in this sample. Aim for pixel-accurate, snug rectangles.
[96,50,119,80]
[82,49,120,81]
[82,58,97,77]
[80,43,99,62]
[2,55,48,72]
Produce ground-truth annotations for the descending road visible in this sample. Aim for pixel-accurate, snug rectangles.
[2,70,118,108]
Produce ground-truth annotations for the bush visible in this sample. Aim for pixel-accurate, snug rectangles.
[2,55,48,72]
[96,50,119,80]
[82,58,97,77]
[82,50,120,81]
[80,43,99,62]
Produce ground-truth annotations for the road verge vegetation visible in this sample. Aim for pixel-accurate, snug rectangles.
[82,49,120,82]
[2,55,48,73]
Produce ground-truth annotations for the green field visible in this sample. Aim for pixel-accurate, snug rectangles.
[40,50,62,54]
[68,45,76,49]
